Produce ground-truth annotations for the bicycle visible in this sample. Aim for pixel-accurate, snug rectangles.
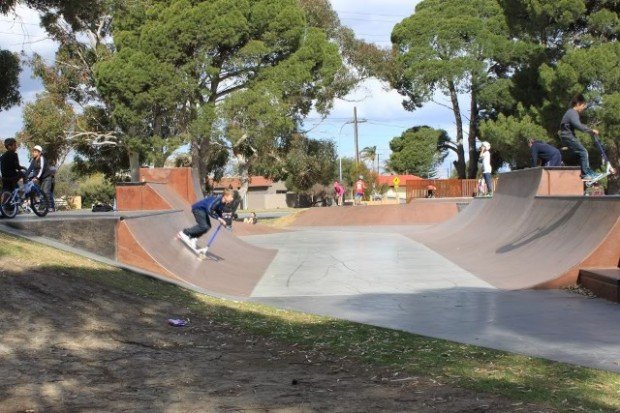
[0,179,49,218]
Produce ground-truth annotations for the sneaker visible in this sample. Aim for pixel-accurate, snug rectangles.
[177,230,189,241]
[582,173,600,181]
[197,247,208,255]
[188,237,197,248]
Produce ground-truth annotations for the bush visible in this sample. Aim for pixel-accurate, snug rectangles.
[53,163,79,198]
[77,173,115,208]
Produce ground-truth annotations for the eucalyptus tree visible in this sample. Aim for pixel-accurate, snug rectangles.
[391,0,520,178]
[0,0,109,111]
[17,92,75,166]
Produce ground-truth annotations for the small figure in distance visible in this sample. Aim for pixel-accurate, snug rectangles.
[426,184,436,198]
[353,175,366,206]
[333,179,345,206]
[243,211,258,224]
[528,138,562,167]
[0,138,27,195]
[178,188,234,254]
[479,141,494,197]
[559,93,600,180]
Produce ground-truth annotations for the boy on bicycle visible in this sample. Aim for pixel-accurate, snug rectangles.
[0,138,27,194]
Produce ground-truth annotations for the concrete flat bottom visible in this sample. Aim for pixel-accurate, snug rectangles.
[244,227,620,373]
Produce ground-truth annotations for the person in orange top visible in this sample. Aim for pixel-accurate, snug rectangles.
[354,175,366,205]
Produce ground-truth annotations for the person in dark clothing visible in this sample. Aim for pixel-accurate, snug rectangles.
[559,94,599,179]
[178,188,234,253]
[0,138,26,192]
[25,145,53,207]
[528,139,562,167]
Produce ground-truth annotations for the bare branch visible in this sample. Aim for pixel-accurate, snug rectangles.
[67,131,119,147]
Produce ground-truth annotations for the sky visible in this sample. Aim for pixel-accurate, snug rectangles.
[0,1,463,177]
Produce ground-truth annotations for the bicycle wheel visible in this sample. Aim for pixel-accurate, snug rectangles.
[0,191,18,218]
[29,187,49,217]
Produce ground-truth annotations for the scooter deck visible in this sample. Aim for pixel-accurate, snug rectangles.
[177,235,207,260]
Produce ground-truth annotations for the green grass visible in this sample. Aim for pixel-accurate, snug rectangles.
[2,232,620,412]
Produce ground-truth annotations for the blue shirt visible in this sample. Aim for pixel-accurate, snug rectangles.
[192,195,225,218]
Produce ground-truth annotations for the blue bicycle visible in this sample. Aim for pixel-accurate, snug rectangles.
[0,180,49,218]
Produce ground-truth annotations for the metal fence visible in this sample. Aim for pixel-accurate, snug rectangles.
[406,179,495,202]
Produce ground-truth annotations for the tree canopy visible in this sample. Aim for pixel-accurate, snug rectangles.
[387,126,451,178]
[0,50,21,112]
[94,0,347,189]
[391,0,521,178]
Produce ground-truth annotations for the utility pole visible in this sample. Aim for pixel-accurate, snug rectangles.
[352,106,366,167]
[354,107,360,166]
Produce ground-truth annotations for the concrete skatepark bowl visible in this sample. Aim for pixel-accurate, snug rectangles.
[1,166,619,372]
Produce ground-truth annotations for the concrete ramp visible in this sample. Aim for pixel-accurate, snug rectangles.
[115,168,276,296]
[410,167,620,289]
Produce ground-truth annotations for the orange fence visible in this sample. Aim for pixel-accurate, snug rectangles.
[406,178,498,202]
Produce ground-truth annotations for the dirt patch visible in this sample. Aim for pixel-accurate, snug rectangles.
[0,263,555,412]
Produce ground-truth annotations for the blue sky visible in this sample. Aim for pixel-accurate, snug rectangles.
[0,1,465,177]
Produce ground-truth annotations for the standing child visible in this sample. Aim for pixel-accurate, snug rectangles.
[25,145,53,205]
[479,141,493,197]
[178,188,234,254]
[354,175,366,205]
[559,94,599,180]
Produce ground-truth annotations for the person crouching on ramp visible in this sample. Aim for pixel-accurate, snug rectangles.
[178,188,234,254]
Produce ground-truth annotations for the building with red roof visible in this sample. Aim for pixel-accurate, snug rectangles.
[209,176,289,209]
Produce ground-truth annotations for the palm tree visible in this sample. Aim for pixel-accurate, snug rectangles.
[360,146,378,173]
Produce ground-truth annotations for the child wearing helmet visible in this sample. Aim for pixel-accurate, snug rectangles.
[479,142,493,197]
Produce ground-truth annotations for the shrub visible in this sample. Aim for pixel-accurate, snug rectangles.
[77,173,115,207]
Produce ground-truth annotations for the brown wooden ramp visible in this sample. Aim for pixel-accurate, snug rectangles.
[290,199,465,227]
[409,167,620,289]
[115,169,276,297]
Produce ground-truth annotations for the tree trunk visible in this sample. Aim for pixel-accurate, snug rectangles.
[607,140,619,195]
[236,152,251,209]
[190,137,212,197]
[448,82,466,178]
[467,89,479,179]
[129,150,140,182]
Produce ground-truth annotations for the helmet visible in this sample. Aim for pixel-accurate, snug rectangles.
[33,145,43,152]
[358,175,364,180]
[481,141,491,150]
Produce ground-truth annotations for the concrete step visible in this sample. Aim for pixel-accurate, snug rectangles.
[578,268,620,303]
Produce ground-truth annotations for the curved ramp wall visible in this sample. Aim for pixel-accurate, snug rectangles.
[114,168,277,297]
[410,167,620,289]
